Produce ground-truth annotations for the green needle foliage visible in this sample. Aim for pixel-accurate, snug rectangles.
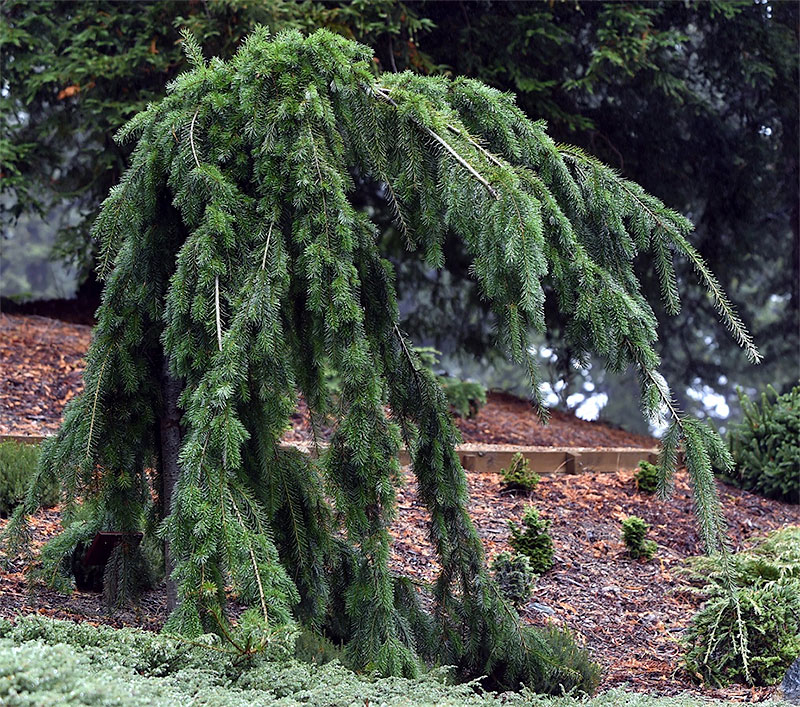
[682,527,800,686]
[3,28,760,689]
[727,384,800,504]
[621,516,657,561]
[634,460,660,495]
[491,551,535,609]
[508,507,554,575]
[501,453,540,493]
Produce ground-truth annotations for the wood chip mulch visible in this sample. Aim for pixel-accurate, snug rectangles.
[0,313,653,449]
[1,312,798,703]
[1,470,796,702]
[390,467,799,702]
[0,314,91,437]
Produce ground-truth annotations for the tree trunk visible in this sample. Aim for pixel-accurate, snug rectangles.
[159,358,183,612]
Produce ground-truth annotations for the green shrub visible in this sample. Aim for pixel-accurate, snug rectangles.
[439,377,488,419]
[537,624,603,697]
[508,506,554,574]
[500,452,540,492]
[684,580,800,687]
[633,460,659,495]
[621,516,657,560]
[681,527,800,686]
[0,615,760,706]
[0,441,58,517]
[491,551,535,608]
[727,384,800,503]
[0,615,610,706]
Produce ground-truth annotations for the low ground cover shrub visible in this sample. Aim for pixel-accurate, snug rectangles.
[0,441,58,516]
[0,615,761,706]
[508,506,554,574]
[634,461,659,495]
[682,526,800,687]
[726,384,799,503]
[0,616,621,706]
[501,452,540,492]
[491,551,535,608]
[621,516,657,560]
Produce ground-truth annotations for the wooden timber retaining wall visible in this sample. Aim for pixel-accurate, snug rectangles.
[2,434,658,475]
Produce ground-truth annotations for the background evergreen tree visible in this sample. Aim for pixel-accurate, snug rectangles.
[2,1,795,429]
[5,27,759,689]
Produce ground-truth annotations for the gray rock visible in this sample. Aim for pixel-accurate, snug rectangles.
[530,602,555,616]
[783,656,800,705]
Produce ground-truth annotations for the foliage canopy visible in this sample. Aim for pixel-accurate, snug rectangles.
[6,27,758,688]
[3,1,794,425]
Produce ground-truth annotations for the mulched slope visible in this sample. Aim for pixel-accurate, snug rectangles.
[2,312,797,702]
[1,470,797,702]
[391,468,800,701]
[0,314,91,437]
[1,313,653,448]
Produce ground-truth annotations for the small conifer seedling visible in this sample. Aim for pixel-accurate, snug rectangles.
[634,460,660,495]
[508,506,555,573]
[500,452,540,492]
[491,551,535,608]
[622,516,658,560]
[3,26,761,691]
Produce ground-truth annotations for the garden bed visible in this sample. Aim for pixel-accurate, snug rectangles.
[0,313,654,449]
[1,312,797,702]
[2,465,797,702]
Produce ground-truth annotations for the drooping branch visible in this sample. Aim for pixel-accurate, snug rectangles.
[3,27,761,691]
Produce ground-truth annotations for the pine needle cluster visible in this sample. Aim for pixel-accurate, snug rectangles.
[2,28,759,689]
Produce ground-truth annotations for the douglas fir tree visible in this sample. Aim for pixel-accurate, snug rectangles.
[6,29,760,690]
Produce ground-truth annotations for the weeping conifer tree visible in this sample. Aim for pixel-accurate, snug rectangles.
[7,28,759,689]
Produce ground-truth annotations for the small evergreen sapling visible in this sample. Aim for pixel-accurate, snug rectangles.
[2,27,761,690]
[621,516,657,560]
[491,551,535,608]
[500,452,540,492]
[727,385,800,504]
[634,460,659,494]
[508,506,554,574]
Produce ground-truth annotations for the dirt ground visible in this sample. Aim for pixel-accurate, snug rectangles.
[0,312,654,449]
[1,312,797,702]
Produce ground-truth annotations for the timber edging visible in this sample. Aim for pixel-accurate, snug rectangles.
[2,434,658,475]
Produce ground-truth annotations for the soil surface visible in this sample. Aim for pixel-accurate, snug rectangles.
[1,312,797,703]
[0,313,653,449]
[1,470,797,702]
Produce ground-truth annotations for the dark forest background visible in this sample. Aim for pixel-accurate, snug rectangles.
[2,0,798,433]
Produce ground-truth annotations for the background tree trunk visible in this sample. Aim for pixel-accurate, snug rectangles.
[159,359,182,612]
